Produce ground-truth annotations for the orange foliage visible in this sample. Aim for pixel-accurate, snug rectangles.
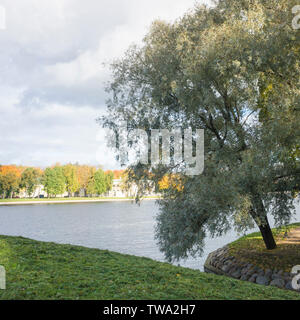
[76,165,96,188]
[0,165,22,178]
[111,170,125,179]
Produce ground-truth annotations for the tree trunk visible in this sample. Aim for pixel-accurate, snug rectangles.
[257,216,277,250]
[250,196,277,250]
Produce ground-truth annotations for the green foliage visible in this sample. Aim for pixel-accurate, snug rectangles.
[44,167,66,197]
[86,169,112,196]
[0,164,118,199]
[0,235,299,300]
[20,168,41,197]
[0,172,20,199]
[63,164,80,196]
[0,196,143,203]
[86,176,96,196]
[101,0,300,259]
[105,171,114,192]
[94,169,107,195]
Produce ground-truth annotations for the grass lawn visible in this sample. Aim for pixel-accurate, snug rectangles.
[0,196,158,203]
[0,197,133,202]
[0,235,299,300]
[228,223,300,273]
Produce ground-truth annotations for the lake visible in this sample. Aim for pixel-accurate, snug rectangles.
[0,199,299,271]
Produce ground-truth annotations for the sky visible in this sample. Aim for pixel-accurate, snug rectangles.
[0,0,208,170]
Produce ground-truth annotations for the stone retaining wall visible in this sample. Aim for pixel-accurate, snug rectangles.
[204,246,299,292]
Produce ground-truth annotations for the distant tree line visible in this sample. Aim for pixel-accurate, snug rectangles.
[0,164,119,199]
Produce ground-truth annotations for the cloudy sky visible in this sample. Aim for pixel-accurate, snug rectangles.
[0,0,208,169]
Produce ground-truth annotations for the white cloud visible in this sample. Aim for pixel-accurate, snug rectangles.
[0,0,209,169]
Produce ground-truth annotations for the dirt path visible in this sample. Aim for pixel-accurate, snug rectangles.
[277,227,300,245]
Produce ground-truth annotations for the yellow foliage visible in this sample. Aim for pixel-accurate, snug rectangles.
[158,174,184,192]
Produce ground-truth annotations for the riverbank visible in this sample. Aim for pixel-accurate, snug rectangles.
[0,197,159,206]
[0,235,299,300]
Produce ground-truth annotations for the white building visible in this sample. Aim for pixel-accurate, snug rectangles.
[106,179,136,197]
[18,184,48,198]
[106,179,157,198]
[18,179,158,198]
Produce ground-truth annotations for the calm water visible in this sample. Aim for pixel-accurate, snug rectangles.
[0,200,299,271]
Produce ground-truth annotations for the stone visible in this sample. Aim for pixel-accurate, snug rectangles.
[204,247,300,292]
[272,273,281,280]
[265,269,272,278]
[231,270,242,279]
[285,281,294,290]
[257,269,264,276]
[256,276,269,286]
[253,266,260,272]
[246,271,254,277]
[229,263,237,270]
[241,268,249,275]
[222,265,231,273]
[283,275,292,282]
[228,267,237,274]
[277,270,284,276]
[249,274,258,283]
[270,278,285,289]
[227,267,236,275]
[240,274,250,281]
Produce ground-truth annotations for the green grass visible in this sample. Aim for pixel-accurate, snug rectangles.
[0,236,299,300]
[228,223,300,272]
[0,196,158,203]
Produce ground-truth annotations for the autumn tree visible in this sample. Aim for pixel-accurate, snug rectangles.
[0,165,21,198]
[76,165,96,197]
[63,164,80,197]
[101,0,300,261]
[20,167,41,197]
[86,173,97,196]
[94,169,107,195]
[86,169,110,196]
[105,171,114,192]
[112,170,125,179]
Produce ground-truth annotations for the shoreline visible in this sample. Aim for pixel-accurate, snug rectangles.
[204,224,300,293]
[0,197,160,206]
[1,234,299,299]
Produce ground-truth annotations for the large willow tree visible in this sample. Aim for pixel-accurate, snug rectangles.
[101,0,300,261]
